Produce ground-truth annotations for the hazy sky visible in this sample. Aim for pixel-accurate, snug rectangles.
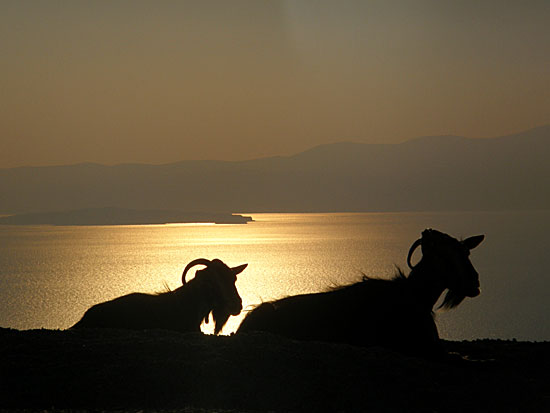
[1,0,549,167]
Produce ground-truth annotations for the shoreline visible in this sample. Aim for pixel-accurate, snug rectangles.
[0,208,253,226]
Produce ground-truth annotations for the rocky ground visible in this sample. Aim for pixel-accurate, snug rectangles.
[0,328,548,412]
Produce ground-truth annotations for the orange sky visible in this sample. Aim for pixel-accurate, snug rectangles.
[1,0,549,167]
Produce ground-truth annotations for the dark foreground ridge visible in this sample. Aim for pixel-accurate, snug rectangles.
[0,207,253,226]
[0,328,548,412]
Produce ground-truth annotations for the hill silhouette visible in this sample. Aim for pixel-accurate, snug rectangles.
[1,125,548,215]
[1,328,548,411]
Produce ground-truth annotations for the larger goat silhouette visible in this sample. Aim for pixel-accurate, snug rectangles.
[72,258,247,334]
[239,229,484,357]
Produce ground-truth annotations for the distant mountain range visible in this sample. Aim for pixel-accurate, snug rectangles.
[1,125,549,216]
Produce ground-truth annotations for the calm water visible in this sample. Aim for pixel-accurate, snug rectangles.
[0,211,548,341]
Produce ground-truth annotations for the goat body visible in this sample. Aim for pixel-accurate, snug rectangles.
[240,276,441,356]
[73,286,206,332]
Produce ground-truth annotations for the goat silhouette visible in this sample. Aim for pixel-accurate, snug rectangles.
[239,229,484,357]
[72,258,247,334]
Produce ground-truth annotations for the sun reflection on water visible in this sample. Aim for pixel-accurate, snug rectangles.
[2,211,548,340]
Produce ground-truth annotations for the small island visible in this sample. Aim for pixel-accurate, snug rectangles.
[0,207,253,226]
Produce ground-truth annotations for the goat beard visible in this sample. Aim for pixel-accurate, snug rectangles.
[439,289,466,310]
[211,308,230,335]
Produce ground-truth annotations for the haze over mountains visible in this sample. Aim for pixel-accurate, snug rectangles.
[1,126,549,217]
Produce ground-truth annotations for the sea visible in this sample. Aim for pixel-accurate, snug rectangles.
[1,211,548,341]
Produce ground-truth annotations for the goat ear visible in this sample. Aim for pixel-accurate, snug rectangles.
[463,235,484,250]
[231,263,248,276]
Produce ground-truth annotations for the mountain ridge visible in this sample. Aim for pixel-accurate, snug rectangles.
[1,125,548,214]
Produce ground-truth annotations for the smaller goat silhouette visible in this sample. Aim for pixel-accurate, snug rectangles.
[72,258,247,334]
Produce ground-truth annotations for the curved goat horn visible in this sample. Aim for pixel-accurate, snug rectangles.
[181,258,212,284]
[407,239,422,269]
